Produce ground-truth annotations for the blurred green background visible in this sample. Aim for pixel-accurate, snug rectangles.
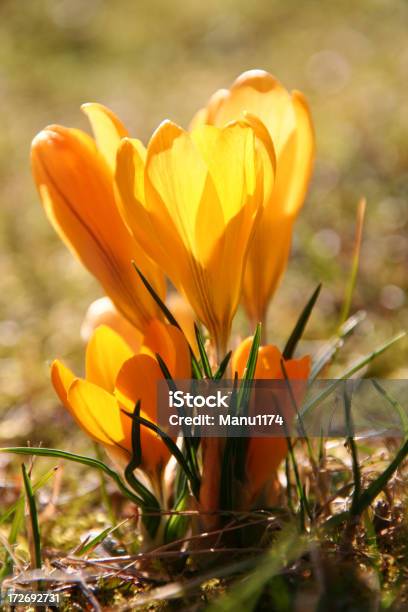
[0,0,407,454]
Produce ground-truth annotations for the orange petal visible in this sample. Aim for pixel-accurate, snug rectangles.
[31,125,165,332]
[232,337,281,378]
[115,137,164,265]
[115,353,162,422]
[67,378,131,457]
[81,103,128,172]
[142,319,191,379]
[85,324,134,392]
[282,354,311,380]
[166,292,198,356]
[114,354,171,472]
[50,359,76,412]
[81,297,143,353]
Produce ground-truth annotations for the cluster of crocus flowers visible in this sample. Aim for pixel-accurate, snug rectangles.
[31,69,314,539]
[32,69,314,354]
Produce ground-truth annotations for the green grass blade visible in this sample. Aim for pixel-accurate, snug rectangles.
[343,384,361,517]
[194,322,213,378]
[133,262,180,328]
[76,519,128,556]
[220,373,239,509]
[283,284,321,360]
[164,491,189,544]
[0,467,57,526]
[285,433,311,528]
[127,400,142,470]
[242,323,262,382]
[0,466,52,577]
[0,491,25,579]
[237,323,261,410]
[155,353,177,392]
[339,197,366,327]
[77,527,113,556]
[355,437,408,514]
[232,326,261,485]
[0,447,145,507]
[21,464,41,569]
[302,332,406,417]
[214,350,232,380]
[371,379,408,436]
[285,456,294,514]
[310,310,366,381]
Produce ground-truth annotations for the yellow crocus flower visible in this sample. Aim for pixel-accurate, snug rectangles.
[116,119,275,355]
[31,106,165,333]
[51,320,190,481]
[232,338,311,506]
[191,70,315,327]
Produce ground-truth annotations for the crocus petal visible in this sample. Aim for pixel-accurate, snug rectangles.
[232,338,281,379]
[114,353,171,472]
[166,292,198,355]
[114,138,157,260]
[232,336,311,380]
[115,354,159,418]
[284,91,315,216]
[50,359,76,410]
[193,70,293,154]
[31,125,165,332]
[190,88,229,129]
[281,355,311,380]
[85,324,134,392]
[141,319,191,379]
[81,103,128,172]
[51,360,130,466]
[67,378,131,456]
[81,297,143,353]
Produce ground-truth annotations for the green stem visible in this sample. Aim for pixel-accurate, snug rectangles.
[21,464,42,569]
